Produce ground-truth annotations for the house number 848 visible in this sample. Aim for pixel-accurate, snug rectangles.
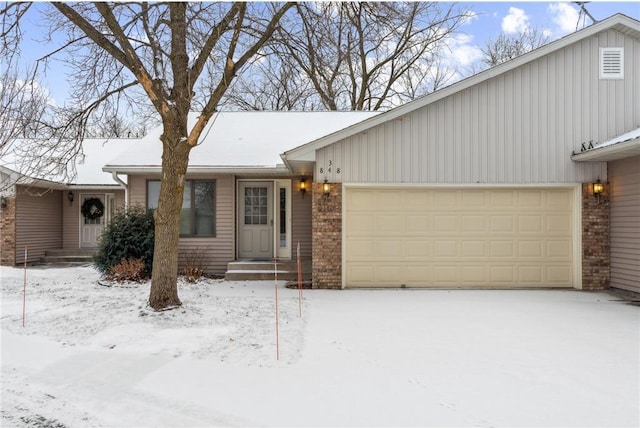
[320,160,340,175]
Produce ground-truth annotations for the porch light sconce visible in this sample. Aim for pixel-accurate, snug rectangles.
[67,191,74,204]
[593,178,604,204]
[323,179,331,199]
[298,178,307,198]
[0,196,6,208]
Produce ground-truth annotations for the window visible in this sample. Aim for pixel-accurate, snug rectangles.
[600,47,624,79]
[147,180,215,236]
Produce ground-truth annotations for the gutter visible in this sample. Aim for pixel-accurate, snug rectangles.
[111,171,128,207]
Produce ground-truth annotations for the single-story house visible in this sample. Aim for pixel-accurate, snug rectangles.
[1,14,638,294]
[0,139,132,265]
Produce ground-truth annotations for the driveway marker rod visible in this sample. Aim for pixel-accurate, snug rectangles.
[23,245,27,327]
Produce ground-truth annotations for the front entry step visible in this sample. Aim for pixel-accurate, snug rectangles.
[225,260,310,281]
[40,249,96,266]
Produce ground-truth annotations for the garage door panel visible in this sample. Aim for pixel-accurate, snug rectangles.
[490,215,515,233]
[490,241,515,257]
[519,192,544,208]
[519,216,544,233]
[434,216,458,232]
[547,190,573,210]
[404,240,432,258]
[377,215,404,233]
[462,216,486,232]
[434,240,458,257]
[518,241,543,258]
[462,241,487,257]
[346,213,375,234]
[546,215,572,233]
[462,191,487,209]
[406,215,432,233]
[377,191,404,210]
[345,188,575,288]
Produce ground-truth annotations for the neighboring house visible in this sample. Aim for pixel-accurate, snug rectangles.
[2,14,638,295]
[0,139,132,265]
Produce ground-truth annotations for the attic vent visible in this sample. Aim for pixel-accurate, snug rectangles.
[600,47,624,79]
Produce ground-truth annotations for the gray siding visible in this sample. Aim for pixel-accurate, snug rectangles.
[318,29,639,184]
[292,178,312,260]
[15,187,62,264]
[62,191,79,249]
[129,174,235,274]
[609,155,640,293]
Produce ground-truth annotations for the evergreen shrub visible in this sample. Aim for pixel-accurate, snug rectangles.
[94,205,155,278]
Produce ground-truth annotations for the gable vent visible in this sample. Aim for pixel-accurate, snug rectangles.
[600,47,624,79]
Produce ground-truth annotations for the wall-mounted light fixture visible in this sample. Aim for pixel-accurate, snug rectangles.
[298,178,307,198]
[67,191,74,204]
[0,196,7,208]
[593,178,604,204]
[323,179,331,199]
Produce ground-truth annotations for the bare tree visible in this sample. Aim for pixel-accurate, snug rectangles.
[481,27,551,67]
[2,2,294,310]
[259,2,470,111]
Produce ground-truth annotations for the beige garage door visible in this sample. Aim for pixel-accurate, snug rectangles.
[345,187,576,288]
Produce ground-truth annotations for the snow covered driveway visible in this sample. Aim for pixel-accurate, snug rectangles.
[1,266,638,427]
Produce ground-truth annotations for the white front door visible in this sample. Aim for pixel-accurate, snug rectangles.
[238,182,273,259]
[80,193,106,248]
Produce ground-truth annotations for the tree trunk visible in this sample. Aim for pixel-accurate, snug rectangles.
[148,116,191,310]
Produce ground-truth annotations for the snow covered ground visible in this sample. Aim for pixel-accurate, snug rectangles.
[1,265,638,427]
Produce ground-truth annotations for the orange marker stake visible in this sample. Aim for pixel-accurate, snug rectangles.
[23,245,27,327]
[274,256,280,361]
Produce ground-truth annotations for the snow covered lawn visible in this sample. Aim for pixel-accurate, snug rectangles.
[1,265,638,427]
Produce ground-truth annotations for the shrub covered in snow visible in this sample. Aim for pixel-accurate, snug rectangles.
[94,205,154,278]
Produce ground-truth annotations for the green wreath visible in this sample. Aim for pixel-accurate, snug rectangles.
[81,197,104,220]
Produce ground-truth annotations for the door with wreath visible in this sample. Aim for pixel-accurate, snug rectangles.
[80,194,106,248]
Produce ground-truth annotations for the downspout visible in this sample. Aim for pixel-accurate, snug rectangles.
[111,172,128,207]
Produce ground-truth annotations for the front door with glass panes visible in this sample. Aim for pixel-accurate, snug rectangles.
[80,194,106,248]
[238,182,273,259]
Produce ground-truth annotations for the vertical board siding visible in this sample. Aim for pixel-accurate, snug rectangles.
[609,156,640,293]
[16,187,62,264]
[317,29,638,184]
[129,174,235,274]
[62,191,79,249]
[292,179,312,260]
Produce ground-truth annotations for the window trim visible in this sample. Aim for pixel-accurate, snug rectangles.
[146,178,216,238]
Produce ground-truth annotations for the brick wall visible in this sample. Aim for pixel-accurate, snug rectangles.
[0,196,16,265]
[311,182,342,289]
[581,183,610,290]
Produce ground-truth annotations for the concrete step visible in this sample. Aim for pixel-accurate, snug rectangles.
[40,249,96,266]
[225,260,310,281]
[41,255,94,264]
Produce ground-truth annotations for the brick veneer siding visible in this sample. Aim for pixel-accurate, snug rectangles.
[0,196,16,265]
[582,183,610,290]
[312,182,342,289]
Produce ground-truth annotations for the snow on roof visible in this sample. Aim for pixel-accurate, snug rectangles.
[1,138,135,186]
[592,127,640,150]
[104,111,379,170]
[571,127,640,162]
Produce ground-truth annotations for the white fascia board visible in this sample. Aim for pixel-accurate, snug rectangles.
[103,165,292,175]
[572,137,640,162]
[284,15,639,159]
